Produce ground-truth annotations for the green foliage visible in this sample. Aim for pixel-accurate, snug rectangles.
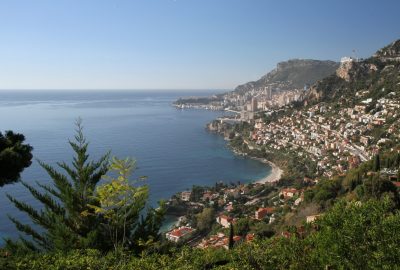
[342,169,362,191]
[6,120,110,251]
[361,174,399,203]
[5,121,166,254]
[195,207,215,232]
[311,178,342,207]
[5,197,400,269]
[190,185,205,202]
[234,218,250,236]
[233,197,400,269]
[87,157,165,252]
[0,130,33,186]
[310,197,400,269]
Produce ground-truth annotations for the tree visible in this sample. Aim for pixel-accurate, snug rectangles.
[190,185,204,202]
[228,223,234,250]
[0,131,33,186]
[87,157,165,252]
[311,197,400,269]
[195,208,215,232]
[373,154,381,172]
[6,120,110,251]
[234,218,250,237]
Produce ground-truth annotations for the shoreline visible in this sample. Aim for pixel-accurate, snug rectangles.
[231,149,282,184]
[254,159,282,184]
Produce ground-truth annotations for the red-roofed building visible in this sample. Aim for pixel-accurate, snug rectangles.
[246,233,255,242]
[255,207,275,220]
[279,188,299,199]
[197,233,242,249]
[166,226,195,243]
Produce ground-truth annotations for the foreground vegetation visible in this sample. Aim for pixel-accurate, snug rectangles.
[1,197,400,269]
[1,121,400,269]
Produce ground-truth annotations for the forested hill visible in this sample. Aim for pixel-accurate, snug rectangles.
[234,59,339,94]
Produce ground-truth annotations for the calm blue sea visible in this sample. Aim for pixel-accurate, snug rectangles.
[0,90,271,243]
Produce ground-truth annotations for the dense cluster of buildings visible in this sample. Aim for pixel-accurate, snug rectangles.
[164,179,308,248]
[249,91,400,177]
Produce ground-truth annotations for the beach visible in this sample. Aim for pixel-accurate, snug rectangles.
[231,149,283,184]
[254,159,283,184]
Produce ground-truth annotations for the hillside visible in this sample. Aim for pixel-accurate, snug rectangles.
[235,59,339,94]
[308,39,400,102]
[174,59,339,109]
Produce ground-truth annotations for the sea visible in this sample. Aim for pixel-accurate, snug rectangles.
[0,90,271,244]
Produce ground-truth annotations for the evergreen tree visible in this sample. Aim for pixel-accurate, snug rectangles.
[6,120,110,251]
[373,154,381,172]
[228,223,234,250]
[0,131,33,186]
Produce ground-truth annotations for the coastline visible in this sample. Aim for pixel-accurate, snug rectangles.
[230,149,282,184]
[254,159,282,184]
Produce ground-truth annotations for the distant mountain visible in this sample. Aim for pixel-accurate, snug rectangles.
[174,59,339,108]
[234,59,339,94]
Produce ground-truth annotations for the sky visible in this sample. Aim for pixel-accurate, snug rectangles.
[0,0,399,90]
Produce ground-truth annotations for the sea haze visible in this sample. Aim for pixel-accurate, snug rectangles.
[0,90,271,242]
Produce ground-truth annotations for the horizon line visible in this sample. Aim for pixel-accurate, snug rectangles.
[0,88,232,91]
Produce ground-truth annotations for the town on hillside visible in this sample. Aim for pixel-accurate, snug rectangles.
[165,41,400,248]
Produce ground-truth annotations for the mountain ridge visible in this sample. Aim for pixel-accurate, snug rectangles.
[234,59,339,94]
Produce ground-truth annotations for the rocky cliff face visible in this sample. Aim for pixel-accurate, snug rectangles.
[307,39,400,102]
[235,59,339,93]
[336,61,378,82]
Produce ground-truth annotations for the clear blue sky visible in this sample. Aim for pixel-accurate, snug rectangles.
[0,0,399,90]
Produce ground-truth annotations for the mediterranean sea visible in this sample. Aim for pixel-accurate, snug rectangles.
[0,90,271,243]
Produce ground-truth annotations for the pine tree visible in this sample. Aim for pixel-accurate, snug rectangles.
[228,222,234,250]
[6,120,110,251]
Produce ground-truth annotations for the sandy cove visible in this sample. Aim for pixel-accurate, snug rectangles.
[252,158,283,184]
[231,149,283,184]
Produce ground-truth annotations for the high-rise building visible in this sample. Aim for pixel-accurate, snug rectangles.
[251,98,258,112]
[265,87,272,100]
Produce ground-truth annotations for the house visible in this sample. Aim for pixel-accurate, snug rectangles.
[181,191,192,201]
[255,207,274,220]
[216,214,233,228]
[197,233,242,249]
[279,188,299,199]
[166,226,195,243]
[306,214,322,223]
[245,233,255,242]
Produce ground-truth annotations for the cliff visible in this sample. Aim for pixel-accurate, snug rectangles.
[307,39,400,102]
